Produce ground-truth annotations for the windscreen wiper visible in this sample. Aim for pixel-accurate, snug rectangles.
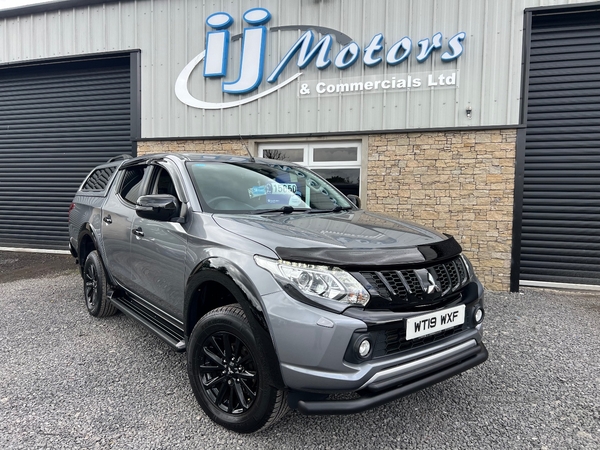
[307,205,353,213]
[253,206,308,214]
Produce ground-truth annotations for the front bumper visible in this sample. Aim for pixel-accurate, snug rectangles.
[295,339,488,415]
[261,280,487,414]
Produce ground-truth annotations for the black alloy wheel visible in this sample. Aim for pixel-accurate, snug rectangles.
[199,331,258,414]
[188,304,289,433]
[82,250,117,318]
[84,262,99,311]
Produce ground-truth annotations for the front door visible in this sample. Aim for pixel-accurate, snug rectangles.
[128,165,187,319]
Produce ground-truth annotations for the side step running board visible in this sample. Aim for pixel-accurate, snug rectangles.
[110,296,186,352]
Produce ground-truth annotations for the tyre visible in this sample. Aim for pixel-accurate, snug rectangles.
[187,304,289,433]
[83,250,117,318]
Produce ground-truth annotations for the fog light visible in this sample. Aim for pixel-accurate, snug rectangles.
[474,307,484,324]
[358,339,371,357]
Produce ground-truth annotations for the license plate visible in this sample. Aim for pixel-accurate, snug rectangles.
[405,305,465,340]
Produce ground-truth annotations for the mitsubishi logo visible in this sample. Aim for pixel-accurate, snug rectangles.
[425,272,442,295]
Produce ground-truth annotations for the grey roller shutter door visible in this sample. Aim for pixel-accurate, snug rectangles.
[0,55,133,251]
[521,11,600,286]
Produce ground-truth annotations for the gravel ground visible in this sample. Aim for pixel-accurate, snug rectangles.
[0,261,598,449]
[0,251,75,283]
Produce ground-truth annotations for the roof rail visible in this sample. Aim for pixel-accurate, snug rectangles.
[107,154,133,162]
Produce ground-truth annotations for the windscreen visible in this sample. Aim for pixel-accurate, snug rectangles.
[186,161,354,213]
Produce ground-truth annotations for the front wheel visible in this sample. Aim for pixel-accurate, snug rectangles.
[187,304,289,433]
[82,250,117,318]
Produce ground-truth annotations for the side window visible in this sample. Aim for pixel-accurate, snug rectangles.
[119,166,147,205]
[81,166,116,191]
[152,167,179,199]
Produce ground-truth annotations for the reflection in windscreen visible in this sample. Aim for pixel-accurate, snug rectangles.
[187,162,352,213]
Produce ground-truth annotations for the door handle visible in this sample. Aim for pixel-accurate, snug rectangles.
[132,227,144,237]
[103,215,112,224]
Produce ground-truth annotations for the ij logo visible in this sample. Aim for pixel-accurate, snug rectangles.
[175,7,465,110]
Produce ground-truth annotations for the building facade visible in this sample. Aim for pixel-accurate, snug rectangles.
[1,0,599,291]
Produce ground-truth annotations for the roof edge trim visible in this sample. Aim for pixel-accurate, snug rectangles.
[0,0,126,20]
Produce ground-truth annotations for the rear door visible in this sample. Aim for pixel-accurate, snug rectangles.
[101,164,149,288]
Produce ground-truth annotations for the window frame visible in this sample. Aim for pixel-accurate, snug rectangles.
[117,164,150,207]
[258,140,363,197]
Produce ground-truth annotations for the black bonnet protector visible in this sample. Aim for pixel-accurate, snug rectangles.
[275,235,462,269]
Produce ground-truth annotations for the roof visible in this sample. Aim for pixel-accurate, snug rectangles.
[0,0,122,19]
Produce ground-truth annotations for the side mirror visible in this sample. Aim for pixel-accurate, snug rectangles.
[136,194,181,221]
[347,194,361,208]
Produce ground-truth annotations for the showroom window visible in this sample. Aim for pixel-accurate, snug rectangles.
[258,142,362,197]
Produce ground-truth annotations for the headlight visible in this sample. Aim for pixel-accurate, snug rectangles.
[254,255,370,306]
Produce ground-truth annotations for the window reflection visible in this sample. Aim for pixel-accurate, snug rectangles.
[312,168,360,196]
[261,148,304,162]
[313,147,357,162]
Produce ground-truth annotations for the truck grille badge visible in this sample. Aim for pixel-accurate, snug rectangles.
[425,272,442,294]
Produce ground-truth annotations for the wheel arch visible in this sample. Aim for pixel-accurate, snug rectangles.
[77,225,115,285]
[77,225,99,272]
[185,257,285,389]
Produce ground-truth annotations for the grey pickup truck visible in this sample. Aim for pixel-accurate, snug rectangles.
[68,153,488,433]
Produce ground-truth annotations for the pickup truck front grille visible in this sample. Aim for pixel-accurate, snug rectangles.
[372,324,465,358]
[354,256,470,310]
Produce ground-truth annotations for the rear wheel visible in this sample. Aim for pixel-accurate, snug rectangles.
[187,304,289,433]
[83,250,117,318]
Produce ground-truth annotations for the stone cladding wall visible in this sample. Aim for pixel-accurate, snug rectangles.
[137,139,247,156]
[367,129,517,291]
